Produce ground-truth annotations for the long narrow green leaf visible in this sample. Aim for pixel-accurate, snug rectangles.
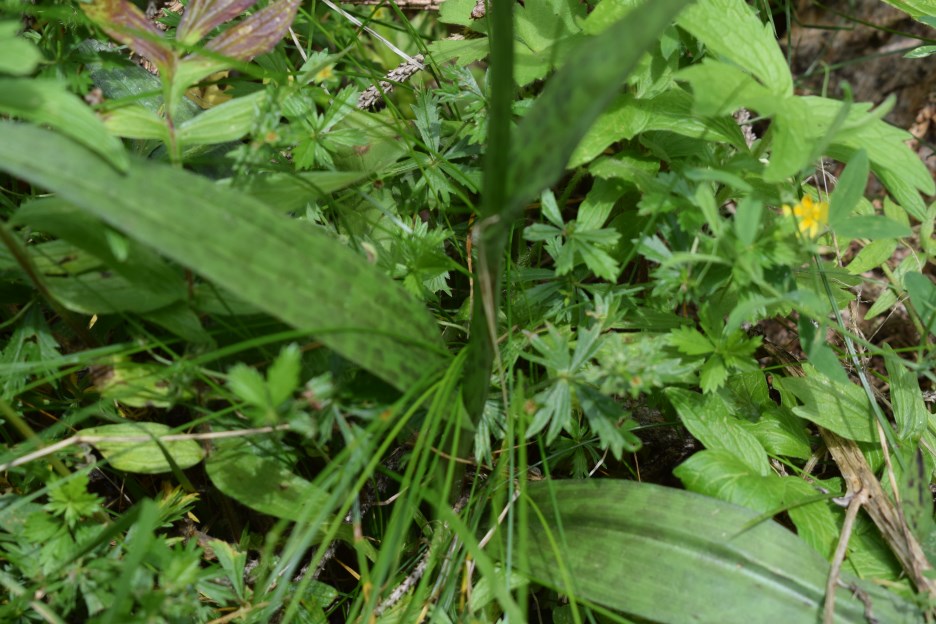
[505,0,692,219]
[521,480,923,624]
[0,122,448,391]
[465,0,692,416]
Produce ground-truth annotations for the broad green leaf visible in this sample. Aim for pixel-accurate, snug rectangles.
[0,79,129,172]
[879,0,934,19]
[906,272,936,336]
[45,271,181,314]
[865,287,899,321]
[676,0,793,96]
[82,422,204,474]
[0,22,43,75]
[78,40,201,122]
[885,352,928,442]
[205,437,330,521]
[176,91,266,145]
[521,480,922,624]
[569,88,738,170]
[675,449,819,515]
[227,170,370,214]
[102,104,169,141]
[94,358,186,407]
[833,215,912,240]
[676,59,781,117]
[777,369,877,442]
[665,388,769,475]
[13,198,185,306]
[0,122,449,391]
[829,150,869,225]
[847,239,897,274]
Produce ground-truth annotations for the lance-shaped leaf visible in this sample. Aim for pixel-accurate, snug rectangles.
[204,0,300,61]
[173,0,300,94]
[177,0,261,47]
[81,0,174,70]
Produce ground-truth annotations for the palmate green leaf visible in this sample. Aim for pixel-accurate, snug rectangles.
[521,480,923,624]
[82,423,205,474]
[0,122,448,391]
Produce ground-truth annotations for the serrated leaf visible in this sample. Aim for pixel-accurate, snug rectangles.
[668,326,714,355]
[665,388,769,475]
[267,343,301,406]
[778,369,877,442]
[847,239,897,274]
[0,122,448,391]
[227,364,269,408]
[82,422,205,474]
[886,352,928,442]
[676,0,792,96]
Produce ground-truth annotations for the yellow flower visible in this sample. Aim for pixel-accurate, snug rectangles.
[782,195,829,238]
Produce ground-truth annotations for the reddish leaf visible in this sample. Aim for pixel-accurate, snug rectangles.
[176,0,261,47]
[202,0,300,62]
[81,0,173,69]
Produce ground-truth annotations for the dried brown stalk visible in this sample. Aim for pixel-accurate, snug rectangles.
[761,340,936,601]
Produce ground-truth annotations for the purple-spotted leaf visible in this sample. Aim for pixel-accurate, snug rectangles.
[177,0,260,47]
[203,0,300,62]
[81,0,173,70]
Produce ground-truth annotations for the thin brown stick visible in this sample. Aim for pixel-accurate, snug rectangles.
[823,488,868,624]
[761,340,936,600]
